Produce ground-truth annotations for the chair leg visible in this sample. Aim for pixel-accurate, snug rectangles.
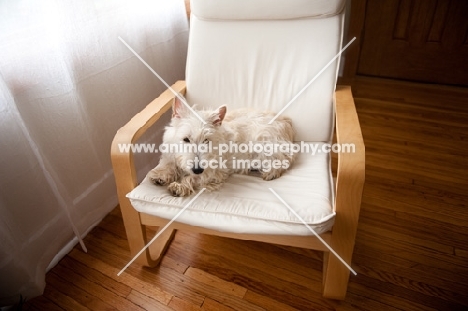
[322,250,352,300]
[120,199,175,268]
[147,225,176,266]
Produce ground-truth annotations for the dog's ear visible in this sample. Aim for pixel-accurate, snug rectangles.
[211,105,227,126]
[172,95,188,119]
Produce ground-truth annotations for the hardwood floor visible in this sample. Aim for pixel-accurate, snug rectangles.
[25,78,468,310]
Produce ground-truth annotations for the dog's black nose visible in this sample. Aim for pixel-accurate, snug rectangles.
[192,167,204,175]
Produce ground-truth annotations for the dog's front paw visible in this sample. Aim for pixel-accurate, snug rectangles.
[261,169,283,181]
[151,177,169,186]
[147,169,176,186]
[167,182,193,197]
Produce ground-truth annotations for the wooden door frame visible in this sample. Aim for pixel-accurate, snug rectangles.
[339,0,367,85]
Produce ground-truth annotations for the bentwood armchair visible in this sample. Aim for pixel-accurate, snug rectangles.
[111,0,364,300]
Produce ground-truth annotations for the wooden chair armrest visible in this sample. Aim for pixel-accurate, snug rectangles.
[111,81,186,227]
[111,80,186,194]
[322,85,365,299]
[333,85,365,244]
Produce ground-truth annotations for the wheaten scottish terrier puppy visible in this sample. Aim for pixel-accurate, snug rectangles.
[147,96,296,197]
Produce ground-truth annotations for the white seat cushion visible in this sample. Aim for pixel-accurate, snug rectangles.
[127,143,335,235]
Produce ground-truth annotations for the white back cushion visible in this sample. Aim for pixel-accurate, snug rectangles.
[185,0,345,142]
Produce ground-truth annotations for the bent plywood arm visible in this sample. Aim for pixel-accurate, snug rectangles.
[110,80,186,266]
[322,85,365,299]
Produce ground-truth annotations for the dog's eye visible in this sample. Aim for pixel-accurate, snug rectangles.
[203,139,209,144]
[183,137,190,143]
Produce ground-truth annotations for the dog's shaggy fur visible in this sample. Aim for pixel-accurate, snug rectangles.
[147,96,296,197]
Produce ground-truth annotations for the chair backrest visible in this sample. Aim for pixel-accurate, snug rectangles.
[185,0,346,142]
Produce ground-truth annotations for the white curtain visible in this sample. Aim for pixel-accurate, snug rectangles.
[0,0,188,305]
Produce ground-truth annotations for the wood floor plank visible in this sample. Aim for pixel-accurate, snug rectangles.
[354,252,466,304]
[363,175,466,217]
[168,296,202,311]
[356,228,468,277]
[353,240,468,289]
[360,207,467,252]
[127,290,173,311]
[361,195,467,229]
[81,230,205,307]
[347,280,438,311]
[59,256,132,298]
[161,253,190,274]
[242,290,301,311]
[184,267,247,298]
[23,293,63,311]
[42,283,90,311]
[51,263,145,311]
[351,76,468,112]
[68,248,173,305]
[46,271,114,311]
[201,297,236,311]
[155,261,266,311]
